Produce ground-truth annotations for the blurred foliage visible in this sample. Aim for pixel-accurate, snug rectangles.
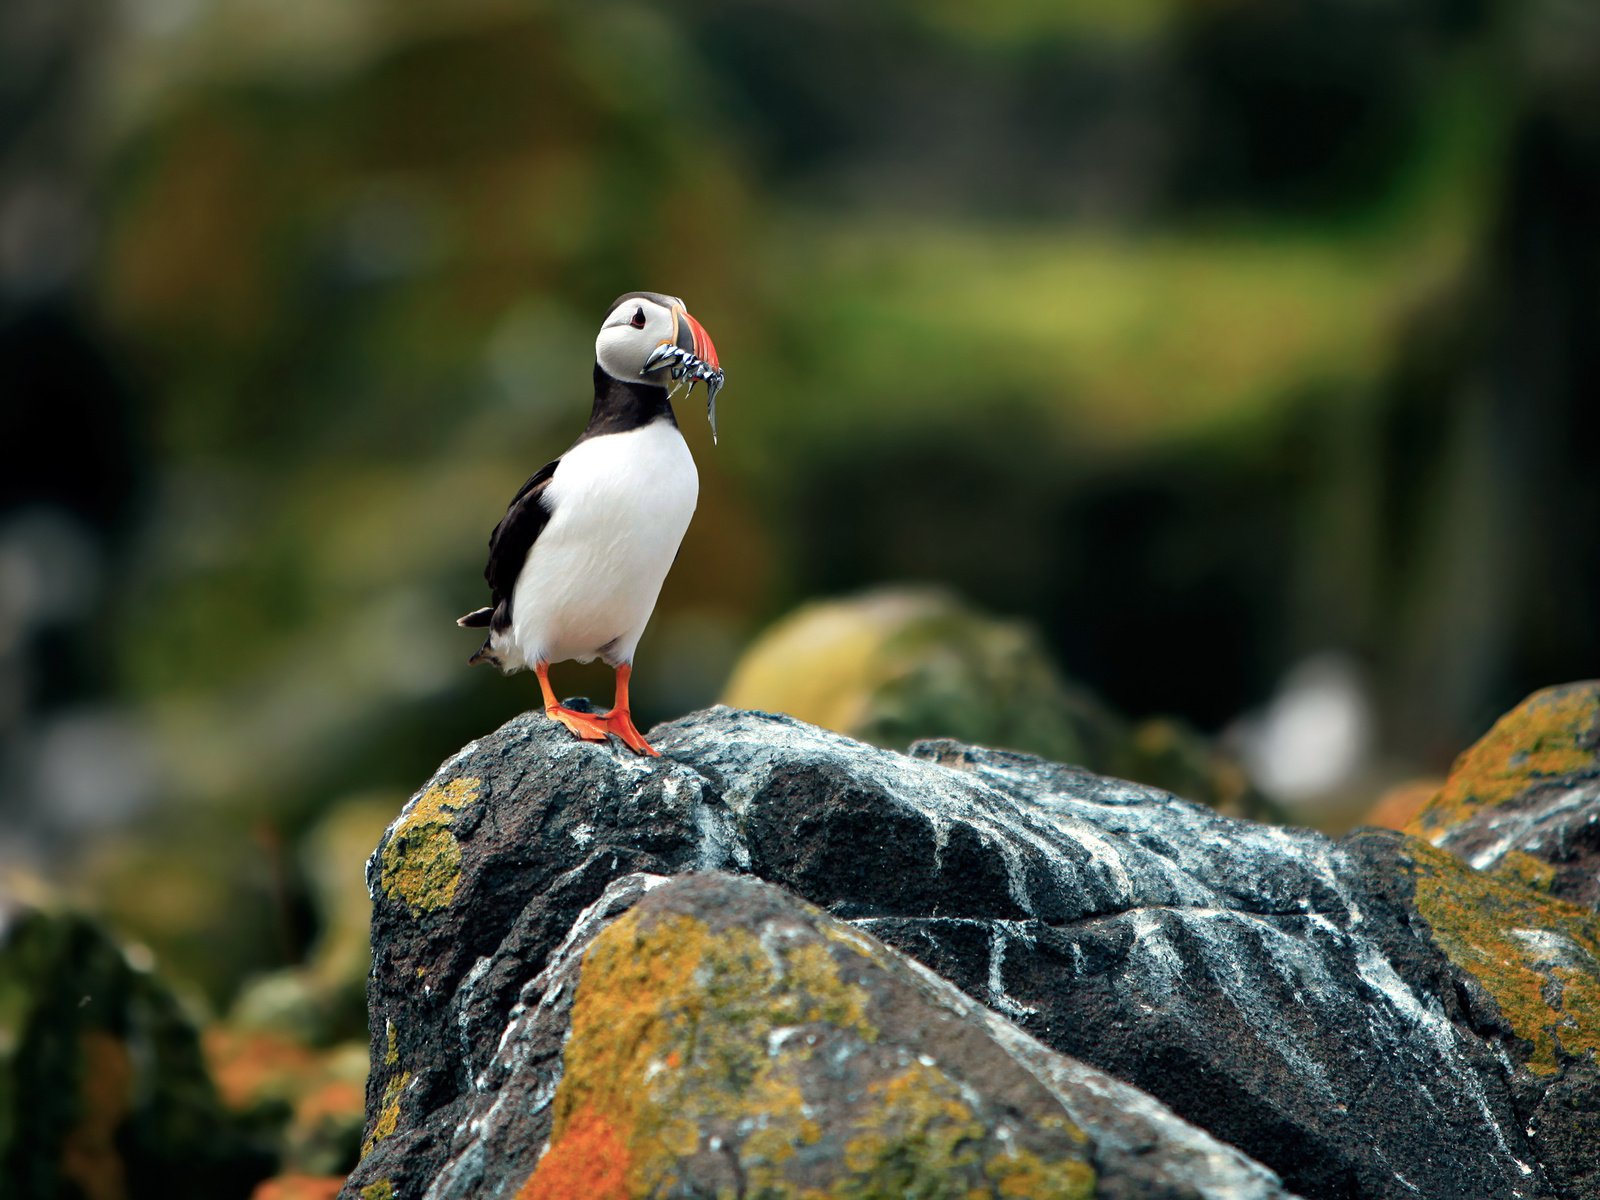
[0,891,273,1195]
[0,0,1595,1024]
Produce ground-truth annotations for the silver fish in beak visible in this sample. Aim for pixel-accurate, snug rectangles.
[642,303,725,444]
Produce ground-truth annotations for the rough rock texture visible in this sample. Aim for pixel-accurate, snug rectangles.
[348,706,1600,1200]
[1408,681,1600,910]
[388,871,1295,1200]
[0,897,272,1198]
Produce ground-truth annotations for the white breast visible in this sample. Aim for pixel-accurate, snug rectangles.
[503,419,698,669]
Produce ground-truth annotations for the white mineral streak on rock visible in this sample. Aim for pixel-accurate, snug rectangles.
[1203,912,1335,1097]
[1353,943,1527,1183]
[457,955,494,1080]
[1508,926,1590,967]
[1124,909,1185,1002]
[987,923,1038,1018]
[890,941,1301,1199]
[931,816,950,871]
[691,779,745,871]
[757,919,806,981]
[1063,822,1133,905]
[1461,786,1598,869]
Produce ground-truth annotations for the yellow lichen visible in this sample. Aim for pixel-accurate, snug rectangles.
[379,777,481,915]
[841,1062,986,1181]
[1491,850,1557,894]
[383,1021,398,1067]
[1410,684,1600,841]
[360,1070,410,1158]
[1407,839,1600,1074]
[520,902,1096,1199]
[360,1183,395,1200]
[987,1147,1098,1200]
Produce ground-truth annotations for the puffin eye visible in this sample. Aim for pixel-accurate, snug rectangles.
[629,307,646,329]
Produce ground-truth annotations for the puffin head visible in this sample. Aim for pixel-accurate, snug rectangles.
[596,291,726,441]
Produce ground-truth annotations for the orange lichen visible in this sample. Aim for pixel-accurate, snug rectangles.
[1364,778,1444,831]
[524,907,884,1197]
[204,1027,321,1111]
[517,1107,630,1200]
[1407,839,1600,1074]
[295,1078,365,1127]
[1410,683,1600,841]
[250,1176,346,1200]
[59,1031,133,1200]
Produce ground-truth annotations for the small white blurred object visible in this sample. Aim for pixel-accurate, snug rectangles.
[1228,651,1375,817]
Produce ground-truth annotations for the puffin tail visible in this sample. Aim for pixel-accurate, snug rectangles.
[457,606,493,629]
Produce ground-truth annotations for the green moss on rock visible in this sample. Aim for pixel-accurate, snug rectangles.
[378,778,480,916]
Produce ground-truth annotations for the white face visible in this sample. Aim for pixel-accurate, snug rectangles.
[596,294,684,384]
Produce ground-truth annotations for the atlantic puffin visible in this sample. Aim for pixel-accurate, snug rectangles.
[458,292,724,756]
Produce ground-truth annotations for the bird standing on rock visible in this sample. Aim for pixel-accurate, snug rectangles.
[458,292,724,756]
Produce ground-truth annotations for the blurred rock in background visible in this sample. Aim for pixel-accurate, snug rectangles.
[0,883,273,1195]
[723,586,1279,819]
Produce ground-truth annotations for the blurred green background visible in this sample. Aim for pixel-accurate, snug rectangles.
[2,0,1598,1069]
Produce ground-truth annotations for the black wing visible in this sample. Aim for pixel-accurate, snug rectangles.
[482,457,560,631]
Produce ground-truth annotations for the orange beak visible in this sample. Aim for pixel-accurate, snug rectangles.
[678,307,720,373]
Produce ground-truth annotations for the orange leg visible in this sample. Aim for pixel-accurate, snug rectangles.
[600,664,660,757]
[536,662,608,742]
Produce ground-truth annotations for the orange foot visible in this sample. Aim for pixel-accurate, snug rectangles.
[600,709,660,757]
[545,704,609,742]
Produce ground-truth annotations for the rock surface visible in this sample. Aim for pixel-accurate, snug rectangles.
[1408,681,1600,910]
[347,705,1600,1200]
[373,871,1293,1200]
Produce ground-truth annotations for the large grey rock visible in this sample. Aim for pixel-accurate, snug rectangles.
[349,706,1600,1199]
[353,871,1296,1200]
